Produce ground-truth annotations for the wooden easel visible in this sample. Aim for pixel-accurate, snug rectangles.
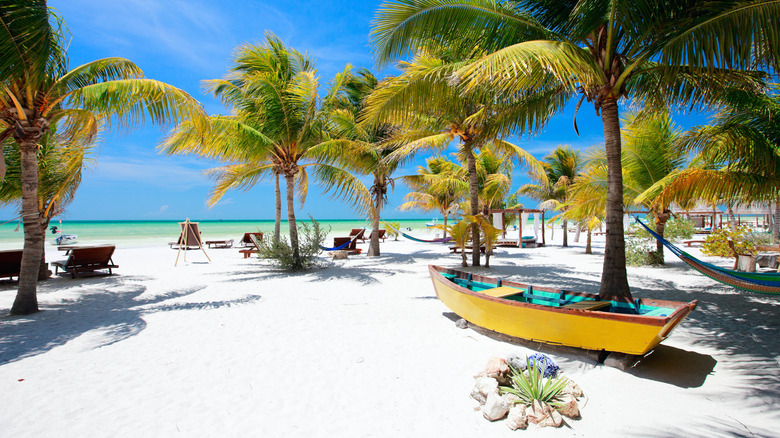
[175,218,211,266]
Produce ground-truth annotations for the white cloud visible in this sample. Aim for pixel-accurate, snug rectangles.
[86,157,211,190]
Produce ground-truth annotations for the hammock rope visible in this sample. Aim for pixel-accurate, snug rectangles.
[635,217,780,295]
[384,222,452,244]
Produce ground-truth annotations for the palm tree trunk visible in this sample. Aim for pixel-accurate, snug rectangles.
[773,199,780,243]
[11,142,43,315]
[562,218,569,247]
[368,190,381,257]
[274,172,281,245]
[727,201,736,231]
[599,99,631,302]
[585,228,592,254]
[39,217,51,281]
[442,213,448,239]
[465,144,480,267]
[653,211,671,265]
[284,173,300,265]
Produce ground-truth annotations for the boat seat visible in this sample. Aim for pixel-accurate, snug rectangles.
[481,286,524,298]
[563,300,611,311]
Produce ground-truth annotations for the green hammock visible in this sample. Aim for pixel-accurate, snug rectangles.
[636,218,780,295]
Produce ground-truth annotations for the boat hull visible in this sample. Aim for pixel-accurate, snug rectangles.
[429,265,696,355]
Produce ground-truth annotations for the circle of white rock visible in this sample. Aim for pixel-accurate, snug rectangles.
[471,353,584,430]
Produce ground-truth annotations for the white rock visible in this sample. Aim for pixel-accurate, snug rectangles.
[539,409,563,428]
[482,391,511,421]
[470,376,499,405]
[506,352,528,372]
[485,357,510,385]
[526,400,552,425]
[505,405,528,430]
[557,394,581,419]
[455,318,469,329]
[562,378,584,399]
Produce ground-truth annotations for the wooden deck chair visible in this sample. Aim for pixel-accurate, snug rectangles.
[239,232,264,247]
[174,219,211,266]
[52,245,119,278]
[369,229,387,242]
[333,236,362,255]
[0,249,23,280]
[349,229,366,242]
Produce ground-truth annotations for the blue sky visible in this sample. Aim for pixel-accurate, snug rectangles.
[2,1,712,221]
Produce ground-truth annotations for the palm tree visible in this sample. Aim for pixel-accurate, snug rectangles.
[0,3,207,314]
[645,86,780,241]
[1,126,94,278]
[371,0,776,301]
[163,35,365,267]
[363,50,555,266]
[518,145,582,247]
[620,111,687,264]
[399,156,464,238]
[324,69,397,257]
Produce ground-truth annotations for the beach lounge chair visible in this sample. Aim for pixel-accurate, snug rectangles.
[368,229,387,242]
[0,249,23,280]
[349,229,366,242]
[206,239,234,249]
[239,232,264,247]
[333,236,362,255]
[238,232,264,258]
[52,245,118,279]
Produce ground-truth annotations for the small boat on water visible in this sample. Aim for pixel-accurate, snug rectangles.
[51,225,78,246]
[425,218,438,227]
[54,234,78,246]
[429,265,697,355]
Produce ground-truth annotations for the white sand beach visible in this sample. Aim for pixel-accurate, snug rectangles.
[1,233,779,437]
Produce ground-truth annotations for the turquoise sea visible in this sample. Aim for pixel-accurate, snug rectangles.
[0,218,441,249]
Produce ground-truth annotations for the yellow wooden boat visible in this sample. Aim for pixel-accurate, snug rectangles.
[429,265,697,355]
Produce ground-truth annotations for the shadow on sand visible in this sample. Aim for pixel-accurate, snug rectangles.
[0,275,261,365]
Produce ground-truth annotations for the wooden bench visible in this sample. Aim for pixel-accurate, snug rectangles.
[52,245,118,279]
[683,240,705,247]
[0,249,23,280]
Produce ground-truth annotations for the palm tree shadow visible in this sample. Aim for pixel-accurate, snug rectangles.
[0,276,261,365]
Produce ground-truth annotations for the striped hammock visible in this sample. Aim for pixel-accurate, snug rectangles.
[383,222,452,243]
[636,218,780,295]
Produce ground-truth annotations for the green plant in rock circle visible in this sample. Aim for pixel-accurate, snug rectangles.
[500,358,568,406]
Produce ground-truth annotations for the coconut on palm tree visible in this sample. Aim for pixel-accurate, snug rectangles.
[372,0,777,301]
[0,3,208,314]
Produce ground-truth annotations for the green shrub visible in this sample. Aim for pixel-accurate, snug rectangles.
[702,226,771,257]
[625,216,696,266]
[256,217,329,270]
